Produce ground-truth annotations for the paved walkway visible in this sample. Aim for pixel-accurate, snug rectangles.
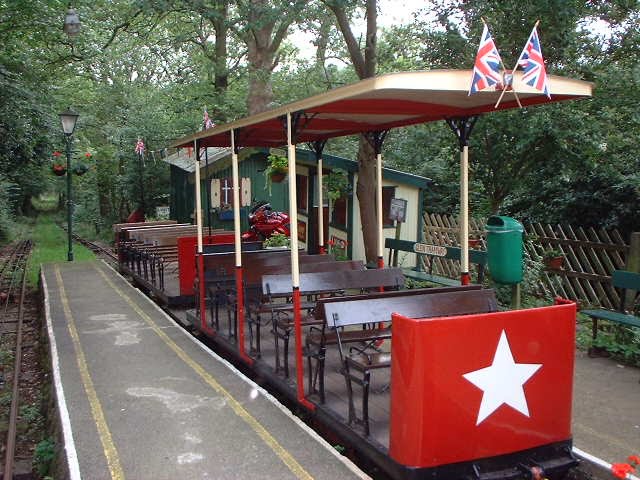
[573,349,639,465]
[42,260,639,479]
[42,261,368,480]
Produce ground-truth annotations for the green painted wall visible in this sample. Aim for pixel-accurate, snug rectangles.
[170,151,290,229]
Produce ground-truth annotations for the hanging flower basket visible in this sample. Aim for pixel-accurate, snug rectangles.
[270,171,287,183]
[542,249,564,270]
[468,238,481,249]
[52,164,66,176]
[265,153,288,189]
[73,164,89,176]
[545,256,564,270]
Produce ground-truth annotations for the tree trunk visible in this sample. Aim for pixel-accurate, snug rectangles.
[327,0,379,262]
[20,194,34,217]
[356,137,378,261]
[247,45,275,115]
[213,1,229,96]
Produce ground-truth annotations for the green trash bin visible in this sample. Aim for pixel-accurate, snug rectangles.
[485,216,524,284]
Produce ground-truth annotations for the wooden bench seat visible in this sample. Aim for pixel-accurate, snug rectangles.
[581,270,640,357]
[310,286,498,435]
[261,267,405,376]
[198,252,342,342]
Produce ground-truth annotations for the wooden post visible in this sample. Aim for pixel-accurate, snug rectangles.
[392,221,402,267]
[511,283,521,309]
[624,232,640,308]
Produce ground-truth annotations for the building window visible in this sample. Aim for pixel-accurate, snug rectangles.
[296,174,308,212]
[383,186,396,228]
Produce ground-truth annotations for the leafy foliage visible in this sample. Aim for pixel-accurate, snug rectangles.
[0,0,638,245]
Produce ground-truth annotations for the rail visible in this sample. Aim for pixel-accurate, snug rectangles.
[1,239,33,480]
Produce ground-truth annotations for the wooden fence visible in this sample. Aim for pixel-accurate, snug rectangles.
[422,213,634,309]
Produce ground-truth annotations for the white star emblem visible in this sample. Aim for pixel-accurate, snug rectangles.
[463,329,542,425]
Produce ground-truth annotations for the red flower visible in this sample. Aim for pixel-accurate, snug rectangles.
[327,239,335,247]
[85,152,92,158]
[611,463,635,479]
[628,455,640,465]
[53,151,62,157]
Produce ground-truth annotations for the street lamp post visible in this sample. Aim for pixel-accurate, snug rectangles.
[59,109,79,261]
[61,6,80,261]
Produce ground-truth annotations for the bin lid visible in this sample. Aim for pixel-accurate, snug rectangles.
[485,215,524,233]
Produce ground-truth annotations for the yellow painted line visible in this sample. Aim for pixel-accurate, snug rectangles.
[94,264,314,480]
[54,266,125,480]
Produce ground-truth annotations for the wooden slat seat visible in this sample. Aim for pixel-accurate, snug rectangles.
[262,267,404,376]
[198,254,346,348]
[249,260,365,362]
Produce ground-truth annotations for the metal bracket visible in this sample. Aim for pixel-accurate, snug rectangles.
[446,116,479,149]
[364,130,389,155]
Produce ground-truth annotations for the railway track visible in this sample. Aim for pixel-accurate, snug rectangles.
[0,239,33,480]
[70,233,118,264]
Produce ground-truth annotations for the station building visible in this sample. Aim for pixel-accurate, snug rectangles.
[163,147,430,264]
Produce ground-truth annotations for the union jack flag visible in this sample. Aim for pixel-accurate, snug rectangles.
[516,25,550,97]
[469,24,503,95]
[134,138,145,155]
[203,108,215,130]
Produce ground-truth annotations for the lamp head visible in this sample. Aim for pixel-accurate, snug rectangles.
[63,7,81,38]
[59,108,79,136]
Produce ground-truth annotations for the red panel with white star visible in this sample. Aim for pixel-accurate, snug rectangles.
[389,303,576,468]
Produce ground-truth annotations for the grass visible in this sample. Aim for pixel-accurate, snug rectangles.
[31,193,59,212]
[27,214,96,286]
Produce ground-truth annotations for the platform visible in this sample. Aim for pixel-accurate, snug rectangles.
[42,261,368,480]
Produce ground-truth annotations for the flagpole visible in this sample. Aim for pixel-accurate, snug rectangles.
[480,17,522,109]
[496,20,540,109]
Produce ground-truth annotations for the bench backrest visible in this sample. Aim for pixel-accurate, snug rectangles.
[613,270,640,290]
[130,225,197,242]
[201,250,333,274]
[121,223,190,240]
[262,267,405,297]
[385,238,487,264]
[203,241,263,254]
[114,220,177,233]
[323,288,498,328]
[612,270,640,311]
[249,260,365,286]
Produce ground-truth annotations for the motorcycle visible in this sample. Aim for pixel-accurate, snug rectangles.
[241,201,290,241]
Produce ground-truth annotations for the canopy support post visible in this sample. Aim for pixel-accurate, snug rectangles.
[446,116,478,285]
[286,112,315,411]
[310,140,327,254]
[204,145,212,237]
[364,131,389,270]
[194,140,210,334]
[231,130,251,364]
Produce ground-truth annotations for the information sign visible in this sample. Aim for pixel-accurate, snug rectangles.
[389,198,408,223]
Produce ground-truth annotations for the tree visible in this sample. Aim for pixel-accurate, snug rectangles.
[233,0,307,114]
[324,0,380,262]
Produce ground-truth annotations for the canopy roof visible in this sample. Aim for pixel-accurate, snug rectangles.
[172,69,592,149]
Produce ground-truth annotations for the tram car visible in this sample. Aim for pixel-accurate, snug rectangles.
[121,70,591,479]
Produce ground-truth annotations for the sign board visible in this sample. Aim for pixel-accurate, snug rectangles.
[389,198,408,223]
[413,243,447,257]
[155,206,170,219]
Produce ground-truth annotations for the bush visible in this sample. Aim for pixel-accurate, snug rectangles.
[33,438,56,477]
[0,181,17,243]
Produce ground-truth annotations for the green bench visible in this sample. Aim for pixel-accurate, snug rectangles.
[581,270,640,342]
[385,237,487,286]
